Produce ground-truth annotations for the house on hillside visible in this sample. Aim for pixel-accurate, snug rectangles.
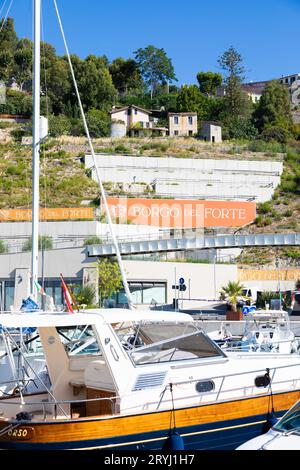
[199,121,222,143]
[110,105,167,137]
[168,112,197,137]
[216,83,264,103]
[217,73,300,108]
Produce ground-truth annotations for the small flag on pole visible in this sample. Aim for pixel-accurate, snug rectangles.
[34,280,46,296]
[60,273,76,313]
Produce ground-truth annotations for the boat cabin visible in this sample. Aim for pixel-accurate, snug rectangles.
[0,309,227,420]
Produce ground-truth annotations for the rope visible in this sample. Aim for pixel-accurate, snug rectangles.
[169,383,176,430]
[52,0,134,310]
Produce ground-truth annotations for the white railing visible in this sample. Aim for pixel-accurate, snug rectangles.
[1,361,300,422]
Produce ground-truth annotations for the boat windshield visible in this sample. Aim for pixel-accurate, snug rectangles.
[274,400,300,434]
[56,325,102,356]
[113,321,225,365]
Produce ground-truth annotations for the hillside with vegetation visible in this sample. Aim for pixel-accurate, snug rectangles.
[0,17,299,267]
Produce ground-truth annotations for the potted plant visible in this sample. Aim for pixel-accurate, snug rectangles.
[220,281,246,321]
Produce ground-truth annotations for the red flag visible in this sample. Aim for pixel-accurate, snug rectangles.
[60,274,74,313]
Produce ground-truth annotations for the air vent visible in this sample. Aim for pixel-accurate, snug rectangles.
[132,372,167,391]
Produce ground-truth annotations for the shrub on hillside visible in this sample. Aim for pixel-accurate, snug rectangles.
[0,240,7,253]
[260,126,289,144]
[224,117,258,140]
[86,109,110,138]
[49,114,72,137]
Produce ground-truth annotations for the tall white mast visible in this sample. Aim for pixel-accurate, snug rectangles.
[31,0,41,299]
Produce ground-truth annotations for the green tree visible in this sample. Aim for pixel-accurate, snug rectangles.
[75,55,117,111]
[0,17,18,82]
[0,89,32,116]
[73,284,96,307]
[97,258,123,305]
[197,71,222,96]
[48,56,72,115]
[218,46,251,120]
[0,240,7,253]
[134,45,177,99]
[220,280,245,312]
[109,58,143,95]
[224,116,258,140]
[22,235,53,252]
[13,38,33,91]
[252,81,293,133]
[86,108,110,137]
[84,236,102,246]
[177,85,209,120]
[48,114,72,137]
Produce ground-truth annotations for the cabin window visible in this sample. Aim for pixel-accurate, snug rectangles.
[195,380,215,393]
[127,324,226,365]
[56,325,102,357]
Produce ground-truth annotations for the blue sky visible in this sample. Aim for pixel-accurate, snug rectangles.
[5,0,300,85]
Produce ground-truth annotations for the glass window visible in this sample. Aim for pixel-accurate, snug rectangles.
[129,324,225,365]
[115,282,166,306]
[130,283,143,304]
[4,281,14,311]
[195,380,215,393]
[274,400,300,434]
[188,116,193,125]
[174,116,179,124]
[56,325,102,356]
[142,282,166,305]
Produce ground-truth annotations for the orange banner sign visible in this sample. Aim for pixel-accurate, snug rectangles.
[238,269,300,282]
[105,198,256,228]
[0,208,94,222]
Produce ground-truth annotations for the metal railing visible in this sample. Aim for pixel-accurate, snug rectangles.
[0,360,300,422]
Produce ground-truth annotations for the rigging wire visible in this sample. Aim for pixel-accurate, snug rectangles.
[0,0,8,18]
[0,0,14,35]
[52,0,134,310]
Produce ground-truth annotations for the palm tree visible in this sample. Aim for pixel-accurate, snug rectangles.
[220,281,245,312]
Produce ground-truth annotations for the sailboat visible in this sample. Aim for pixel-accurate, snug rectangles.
[1,0,300,450]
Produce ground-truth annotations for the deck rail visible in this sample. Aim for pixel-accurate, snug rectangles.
[1,360,300,421]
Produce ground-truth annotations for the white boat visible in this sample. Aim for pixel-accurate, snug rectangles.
[209,309,300,355]
[1,0,300,451]
[237,398,300,450]
[0,308,300,449]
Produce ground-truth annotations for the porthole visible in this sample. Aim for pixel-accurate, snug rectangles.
[195,380,215,393]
